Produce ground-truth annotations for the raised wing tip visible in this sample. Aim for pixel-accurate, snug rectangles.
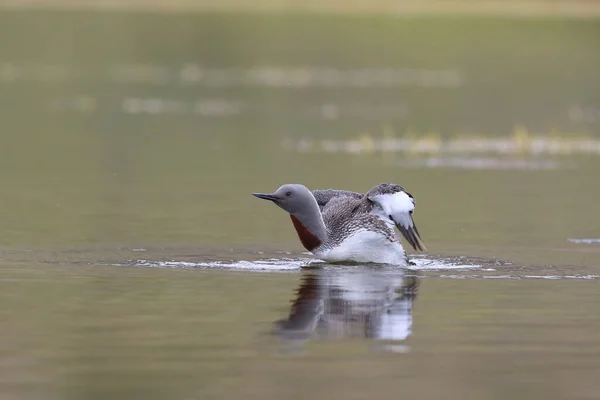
[398,220,427,252]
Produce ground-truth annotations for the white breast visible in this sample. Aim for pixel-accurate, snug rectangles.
[315,230,407,266]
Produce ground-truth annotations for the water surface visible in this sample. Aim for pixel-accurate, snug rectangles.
[1,9,600,400]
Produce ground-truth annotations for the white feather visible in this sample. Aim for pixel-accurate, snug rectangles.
[369,192,415,229]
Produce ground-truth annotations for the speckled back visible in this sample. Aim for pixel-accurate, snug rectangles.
[319,195,398,250]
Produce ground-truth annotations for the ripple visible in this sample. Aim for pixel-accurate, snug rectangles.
[440,274,600,280]
[119,255,484,272]
[410,257,483,270]
[568,238,600,244]
[126,258,316,271]
[105,256,600,280]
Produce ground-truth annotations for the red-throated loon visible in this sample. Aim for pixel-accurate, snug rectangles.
[252,183,426,266]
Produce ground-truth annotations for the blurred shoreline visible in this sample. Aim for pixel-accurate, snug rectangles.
[1,0,600,17]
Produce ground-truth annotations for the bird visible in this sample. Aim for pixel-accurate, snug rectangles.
[252,183,426,266]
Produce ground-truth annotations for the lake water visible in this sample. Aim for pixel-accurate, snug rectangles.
[1,10,599,400]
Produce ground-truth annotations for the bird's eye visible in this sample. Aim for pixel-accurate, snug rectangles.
[286,191,292,197]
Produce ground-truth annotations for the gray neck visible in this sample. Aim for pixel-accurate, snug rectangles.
[292,195,328,244]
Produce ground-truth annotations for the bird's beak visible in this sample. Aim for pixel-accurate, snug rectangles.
[252,193,280,202]
[397,218,427,252]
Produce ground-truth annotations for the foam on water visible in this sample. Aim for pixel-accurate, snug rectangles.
[121,255,483,272]
[410,257,483,270]
[103,256,600,280]
[128,258,317,271]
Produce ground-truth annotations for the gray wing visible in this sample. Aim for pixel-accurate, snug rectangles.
[312,189,363,211]
[316,183,426,252]
[312,184,408,212]
[320,196,398,250]
[366,183,409,198]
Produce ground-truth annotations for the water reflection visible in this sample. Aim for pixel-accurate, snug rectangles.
[274,266,418,353]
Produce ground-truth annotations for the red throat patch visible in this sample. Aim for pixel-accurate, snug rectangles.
[290,215,322,252]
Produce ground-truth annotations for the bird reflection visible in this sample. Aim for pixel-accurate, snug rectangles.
[274,266,419,352]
